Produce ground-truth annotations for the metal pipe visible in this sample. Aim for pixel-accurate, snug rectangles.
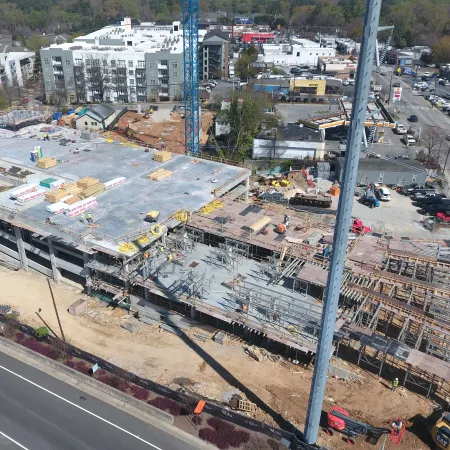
[303,0,383,444]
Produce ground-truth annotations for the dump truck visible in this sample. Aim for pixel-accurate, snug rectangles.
[289,193,332,208]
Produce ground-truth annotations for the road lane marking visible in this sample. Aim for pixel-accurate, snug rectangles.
[0,430,30,449]
[0,366,163,450]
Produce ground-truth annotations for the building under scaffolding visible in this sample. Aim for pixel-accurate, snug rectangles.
[0,136,449,403]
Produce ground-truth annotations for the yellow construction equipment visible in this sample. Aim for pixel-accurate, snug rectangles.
[280,179,291,187]
[175,209,189,222]
[432,412,450,449]
[144,211,160,223]
[151,224,162,235]
[271,180,280,187]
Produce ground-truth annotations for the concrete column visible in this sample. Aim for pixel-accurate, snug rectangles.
[144,288,149,301]
[245,176,250,200]
[83,253,92,296]
[13,226,28,271]
[47,238,61,283]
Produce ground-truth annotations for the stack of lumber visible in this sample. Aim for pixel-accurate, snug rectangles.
[45,189,68,203]
[64,196,80,205]
[79,183,105,199]
[37,157,57,169]
[153,151,171,162]
[77,177,99,189]
[61,182,83,196]
[147,169,172,181]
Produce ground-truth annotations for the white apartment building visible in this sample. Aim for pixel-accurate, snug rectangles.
[0,50,35,87]
[41,18,208,103]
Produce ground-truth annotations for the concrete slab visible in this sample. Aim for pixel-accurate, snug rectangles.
[0,138,249,255]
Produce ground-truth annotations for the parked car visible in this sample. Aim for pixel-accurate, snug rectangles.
[423,71,431,77]
[403,135,416,146]
[416,195,448,205]
[290,68,301,75]
[395,154,410,159]
[436,211,450,222]
[342,79,350,86]
[408,115,419,122]
[393,82,401,87]
[395,123,407,134]
[377,187,392,201]
[420,203,450,215]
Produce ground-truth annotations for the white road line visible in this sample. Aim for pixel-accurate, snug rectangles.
[0,366,163,450]
[0,430,30,449]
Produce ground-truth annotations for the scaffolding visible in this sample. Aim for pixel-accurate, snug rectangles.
[228,280,322,342]
[208,238,250,272]
[166,227,204,254]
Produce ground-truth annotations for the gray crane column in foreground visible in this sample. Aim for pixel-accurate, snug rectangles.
[47,238,61,283]
[13,226,28,272]
[303,0,383,444]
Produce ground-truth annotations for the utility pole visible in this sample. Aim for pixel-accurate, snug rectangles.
[47,278,66,342]
[303,0,383,444]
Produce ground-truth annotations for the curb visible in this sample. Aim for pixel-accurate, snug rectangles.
[0,336,174,425]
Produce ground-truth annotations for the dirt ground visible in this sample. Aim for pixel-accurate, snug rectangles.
[0,268,435,450]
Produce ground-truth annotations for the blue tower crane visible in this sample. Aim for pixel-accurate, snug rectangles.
[182,0,200,156]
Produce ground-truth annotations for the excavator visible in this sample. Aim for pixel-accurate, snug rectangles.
[432,412,450,449]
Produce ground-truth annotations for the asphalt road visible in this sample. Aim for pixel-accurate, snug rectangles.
[0,351,199,450]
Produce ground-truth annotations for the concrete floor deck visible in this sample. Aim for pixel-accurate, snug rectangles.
[0,138,248,255]
[141,241,323,347]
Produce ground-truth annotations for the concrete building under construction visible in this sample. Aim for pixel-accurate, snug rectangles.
[0,135,450,404]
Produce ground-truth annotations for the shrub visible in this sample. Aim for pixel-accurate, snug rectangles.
[15,332,25,342]
[35,326,49,339]
[130,384,150,401]
[148,397,182,416]
[199,418,250,449]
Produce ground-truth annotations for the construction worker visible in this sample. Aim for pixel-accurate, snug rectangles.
[167,253,173,262]
[391,418,403,434]
[392,377,399,392]
[43,133,49,141]
[87,212,93,224]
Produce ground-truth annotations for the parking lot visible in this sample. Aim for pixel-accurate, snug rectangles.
[351,189,447,237]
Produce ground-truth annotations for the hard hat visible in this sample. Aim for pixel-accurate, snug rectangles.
[395,378,398,381]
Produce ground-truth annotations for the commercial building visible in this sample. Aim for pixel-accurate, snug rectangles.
[41,18,207,103]
[290,78,326,96]
[201,30,230,80]
[317,56,358,79]
[335,158,427,185]
[252,123,325,159]
[261,39,335,67]
[385,50,413,66]
[0,49,35,87]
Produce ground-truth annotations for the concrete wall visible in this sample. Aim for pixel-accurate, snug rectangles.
[252,138,325,159]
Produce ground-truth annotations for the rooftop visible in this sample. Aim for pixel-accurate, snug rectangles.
[337,157,426,172]
[0,137,248,256]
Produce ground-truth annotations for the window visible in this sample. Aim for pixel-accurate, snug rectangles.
[65,58,71,65]
[150,80,156,85]
[172,62,178,68]
[127,41,132,46]
[111,60,116,66]
[130,88,135,93]
[45,76,51,82]
[85,59,91,66]
[91,122,97,126]
[85,121,88,125]
[75,58,82,65]
[412,175,417,183]
[138,61,145,68]
[379,173,384,182]
[296,52,300,57]
[128,60,133,67]
[102,59,108,66]
[148,61,155,69]
[148,70,155,76]
[44,58,49,65]
[172,71,178,77]
[130,79,134,85]
[68,77,73,84]
[129,70,134,75]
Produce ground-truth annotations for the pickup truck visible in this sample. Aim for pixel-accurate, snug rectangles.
[416,195,449,205]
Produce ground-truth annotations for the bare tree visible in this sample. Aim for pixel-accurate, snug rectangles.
[419,125,446,163]
[85,55,111,103]
[74,62,87,103]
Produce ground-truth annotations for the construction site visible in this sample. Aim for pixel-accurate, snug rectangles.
[0,122,448,447]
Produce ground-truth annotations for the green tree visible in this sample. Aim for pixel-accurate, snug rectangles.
[235,46,259,80]
[27,34,48,53]
[433,36,450,64]
[28,10,48,31]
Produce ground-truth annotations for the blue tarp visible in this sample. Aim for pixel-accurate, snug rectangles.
[53,112,62,120]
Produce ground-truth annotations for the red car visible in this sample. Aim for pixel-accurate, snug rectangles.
[436,212,450,222]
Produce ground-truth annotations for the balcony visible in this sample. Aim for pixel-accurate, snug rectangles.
[157,64,168,70]
[52,59,62,65]
[137,82,146,88]
[158,92,169,97]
